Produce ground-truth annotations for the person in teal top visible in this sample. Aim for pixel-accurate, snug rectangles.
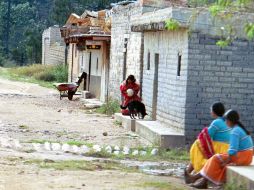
[228,124,253,155]
[185,102,232,184]
[208,117,231,143]
[189,110,254,189]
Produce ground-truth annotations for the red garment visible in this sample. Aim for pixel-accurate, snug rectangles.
[197,127,215,159]
[120,80,141,108]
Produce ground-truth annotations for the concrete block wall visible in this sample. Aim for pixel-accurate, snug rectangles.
[46,45,65,65]
[42,26,65,65]
[126,32,144,80]
[185,32,254,143]
[142,30,188,132]
[109,3,143,101]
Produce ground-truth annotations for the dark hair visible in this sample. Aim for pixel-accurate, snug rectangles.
[126,75,136,84]
[224,110,250,135]
[211,102,225,117]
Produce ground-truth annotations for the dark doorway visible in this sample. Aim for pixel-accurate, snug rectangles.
[152,53,159,120]
[88,52,92,91]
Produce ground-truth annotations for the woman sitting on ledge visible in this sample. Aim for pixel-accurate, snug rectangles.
[189,110,253,189]
[185,102,231,182]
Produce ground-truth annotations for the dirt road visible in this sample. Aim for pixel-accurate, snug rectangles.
[0,77,189,190]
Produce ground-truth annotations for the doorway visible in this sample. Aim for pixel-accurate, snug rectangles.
[152,53,159,120]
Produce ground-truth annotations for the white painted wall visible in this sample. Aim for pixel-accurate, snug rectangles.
[142,29,188,132]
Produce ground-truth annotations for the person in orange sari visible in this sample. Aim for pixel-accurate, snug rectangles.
[185,102,231,183]
[189,110,253,189]
[120,75,141,115]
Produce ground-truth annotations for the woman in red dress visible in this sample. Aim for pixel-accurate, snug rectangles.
[120,75,141,115]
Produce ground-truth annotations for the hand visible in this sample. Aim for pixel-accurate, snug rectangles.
[220,157,231,168]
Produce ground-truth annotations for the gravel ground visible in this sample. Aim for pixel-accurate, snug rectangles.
[0,77,192,190]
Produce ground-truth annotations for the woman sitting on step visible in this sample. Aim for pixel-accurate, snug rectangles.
[120,75,141,115]
[188,110,253,189]
[185,102,231,182]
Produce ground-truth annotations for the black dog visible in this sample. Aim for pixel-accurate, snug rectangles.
[120,101,148,119]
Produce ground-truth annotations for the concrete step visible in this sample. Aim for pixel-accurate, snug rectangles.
[226,157,254,190]
[81,98,103,109]
[81,91,93,99]
[135,121,185,148]
[114,113,136,132]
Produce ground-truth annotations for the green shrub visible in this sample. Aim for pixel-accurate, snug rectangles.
[52,64,68,82]
[165,19,180,31]
[0,56,4,67]
[0,54,16,68]
[9,64,68,82]
[96,99,120,116]
[34,71,56,81]
[10,64,47,77]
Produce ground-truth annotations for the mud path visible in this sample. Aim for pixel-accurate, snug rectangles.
[0,77,190,190]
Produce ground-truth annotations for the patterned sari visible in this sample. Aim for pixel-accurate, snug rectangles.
[190,127,229,172]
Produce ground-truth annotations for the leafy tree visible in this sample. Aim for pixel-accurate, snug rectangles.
[0,0,124,66]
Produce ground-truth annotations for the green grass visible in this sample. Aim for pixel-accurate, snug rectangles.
[113,120,122,127]
[87,147,189,162]
[26,139,59,144]
[24,159,137,172]
[65,140,93,148]
[0,64,68,88]
[96,99,120,116]
[19,125,29,129]
[224,180,248,190]
[134,181,184,190]
[27,139,93,148]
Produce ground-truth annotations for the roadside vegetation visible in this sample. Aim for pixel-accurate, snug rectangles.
[25,139,189,162]
[24,159,128,172]
[0,64,68,88]
[96,98,121,116]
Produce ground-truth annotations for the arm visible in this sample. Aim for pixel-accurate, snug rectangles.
[132,83,140,95]
[120,82,127,96]
[208,121,219,140]
[228,131,239,156]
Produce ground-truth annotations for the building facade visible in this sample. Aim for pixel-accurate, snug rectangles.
[42,26,65,65]
[131,6,254,143]
[108,2,144,101]
[61,11,111,102]
[54,0,254,144]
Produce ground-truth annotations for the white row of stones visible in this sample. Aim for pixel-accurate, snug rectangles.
[0,137,159,157]
[42,142,159,156]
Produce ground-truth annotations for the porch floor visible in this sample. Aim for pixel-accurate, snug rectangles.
[114,113,185,148]
[136,120,185,148]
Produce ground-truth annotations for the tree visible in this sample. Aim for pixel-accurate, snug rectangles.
[0,0,124,66]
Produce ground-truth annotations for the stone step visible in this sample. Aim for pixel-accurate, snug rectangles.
[114,113,136,132]
[81,98,103,109]
[135,121,185,148]
[227,158,254,190]
[81,91,93,99]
